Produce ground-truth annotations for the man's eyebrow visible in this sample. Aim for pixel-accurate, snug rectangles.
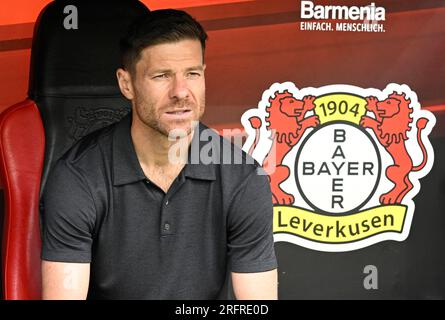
[148,68,173,75]
[147,66,203,75]
[185,65,204,72]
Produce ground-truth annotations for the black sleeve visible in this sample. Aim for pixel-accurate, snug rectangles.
[227,167,278,273]
[41,160,96,263]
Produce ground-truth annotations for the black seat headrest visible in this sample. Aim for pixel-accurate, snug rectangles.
[29,0,149,98]
[28,0,149,195]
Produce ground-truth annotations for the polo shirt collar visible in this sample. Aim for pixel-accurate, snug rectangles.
[112,113,216,186]
[112,113,147,186]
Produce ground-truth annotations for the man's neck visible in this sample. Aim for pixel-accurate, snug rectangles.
[130,117,194,192]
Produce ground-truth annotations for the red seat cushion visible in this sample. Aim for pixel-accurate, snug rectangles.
[0,99,44,299]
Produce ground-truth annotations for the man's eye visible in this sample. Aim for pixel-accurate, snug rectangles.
[153,74,168,79]
[187,72,201,78]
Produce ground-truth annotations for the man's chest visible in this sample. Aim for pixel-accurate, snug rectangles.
[96,178,225,240]
[90,180,228,299]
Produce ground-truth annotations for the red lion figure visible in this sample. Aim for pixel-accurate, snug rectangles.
[360,92,430,204]
[248,90,319,204]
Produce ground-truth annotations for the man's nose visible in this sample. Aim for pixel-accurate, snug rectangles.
[169,75,189,100]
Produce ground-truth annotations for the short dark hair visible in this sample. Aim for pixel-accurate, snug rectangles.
[120,9,208,74]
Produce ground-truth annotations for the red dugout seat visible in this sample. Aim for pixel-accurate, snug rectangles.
[0,0,149,299]
[0,100,44,299]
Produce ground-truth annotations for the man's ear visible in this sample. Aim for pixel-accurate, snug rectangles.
[116,68,134,100]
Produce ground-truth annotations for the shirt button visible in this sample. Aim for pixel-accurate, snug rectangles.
[165,200,169,206]
[164,223,170,231]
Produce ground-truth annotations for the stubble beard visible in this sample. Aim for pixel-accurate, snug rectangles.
[135,96,205,139]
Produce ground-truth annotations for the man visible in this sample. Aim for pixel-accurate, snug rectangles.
[41,9,277,300]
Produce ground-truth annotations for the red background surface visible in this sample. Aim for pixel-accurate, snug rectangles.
[0,0,444,130]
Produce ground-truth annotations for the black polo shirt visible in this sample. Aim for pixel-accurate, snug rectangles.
[41,113,277,299]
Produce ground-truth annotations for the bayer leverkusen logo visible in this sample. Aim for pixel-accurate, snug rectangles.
[242,83,435,252]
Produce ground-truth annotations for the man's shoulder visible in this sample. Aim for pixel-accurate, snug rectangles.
[198,123,264,181]
[197,124,271,209]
